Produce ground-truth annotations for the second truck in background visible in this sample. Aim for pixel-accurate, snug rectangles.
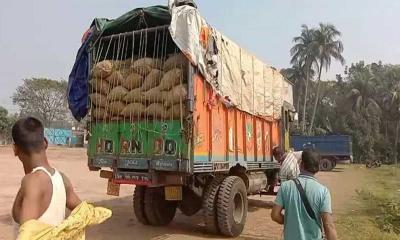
[291,135,353,171]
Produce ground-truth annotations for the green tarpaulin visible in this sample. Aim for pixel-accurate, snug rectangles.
[91,5,171,38]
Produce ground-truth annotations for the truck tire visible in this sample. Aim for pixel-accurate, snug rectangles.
[133,186,149,225]
[202,176,224,234]
[144,187,177,226]
[178,187,202,216]
[216,176,248,237]
[320,158,333,171]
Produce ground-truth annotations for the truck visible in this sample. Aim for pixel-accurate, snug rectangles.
[68,3,295,237]
[290,135,353,171]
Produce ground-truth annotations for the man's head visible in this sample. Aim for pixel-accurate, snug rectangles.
[300,149,320,174]
[272,146,284,162]
[12,117,47,159]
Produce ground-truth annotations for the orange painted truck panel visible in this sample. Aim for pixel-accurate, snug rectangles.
[193,73,281,166]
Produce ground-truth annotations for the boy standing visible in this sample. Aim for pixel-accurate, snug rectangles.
[11,117,81,227]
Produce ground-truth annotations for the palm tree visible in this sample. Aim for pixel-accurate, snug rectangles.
[290,25,318,133]
[308,23,345,134]
[281,64,315,117]
[382,75,400,165]
[347,68,381,116]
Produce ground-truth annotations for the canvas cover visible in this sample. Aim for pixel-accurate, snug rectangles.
[68,3,293,120]
[168,1,293,119]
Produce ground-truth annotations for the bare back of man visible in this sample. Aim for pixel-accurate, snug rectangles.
[12,167,81,225]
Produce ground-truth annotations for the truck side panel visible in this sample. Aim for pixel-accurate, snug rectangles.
[193,73,279,171]
[290,135,352,157]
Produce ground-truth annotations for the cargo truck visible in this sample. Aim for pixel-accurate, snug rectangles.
[291,135,353,171]
[68,3,295,237]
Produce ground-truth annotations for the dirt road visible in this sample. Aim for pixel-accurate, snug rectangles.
[0,146,364,240]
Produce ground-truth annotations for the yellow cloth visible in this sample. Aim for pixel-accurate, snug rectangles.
[17,201,112,240]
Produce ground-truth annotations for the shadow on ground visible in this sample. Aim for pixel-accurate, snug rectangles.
[88,195,276,240]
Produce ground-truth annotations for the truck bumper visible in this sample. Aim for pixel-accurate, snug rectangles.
[90,155,190,172]
[92,155,190,186]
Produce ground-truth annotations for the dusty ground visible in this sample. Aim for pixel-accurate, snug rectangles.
[0,146,364,240]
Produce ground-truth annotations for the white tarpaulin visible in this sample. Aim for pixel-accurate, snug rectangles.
[169,1,293,119]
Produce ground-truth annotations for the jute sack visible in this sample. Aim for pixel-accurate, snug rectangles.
[121,103,146,117]
[89,78,110,95]
[133,58,161,76]
[143,86,163,102]
[124,88,144,103]
[92,107,108,120]
[112,60,127,70]
[123,72,143,90]
[89,93,107,108]
[105,71,124,86]
[108,101,126,116]
[145,103,166,118]
[107,86,128,102]
[159,68,184,90]
[111,116,125,121]
[114,58,135,69]
[163,84,187,106]
[141,69,163,91]
[93,60,113,78]
[167,103,187,119]
[163,54,187,72]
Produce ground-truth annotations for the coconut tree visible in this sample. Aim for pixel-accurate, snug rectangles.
[308,23,345,134]
[290,25,318,133]
[281,64,315,119]
[381,67,400,165]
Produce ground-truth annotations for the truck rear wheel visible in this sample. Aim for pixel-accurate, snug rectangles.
[133,186,149,225]
[144,187,177,226]
[202,176,224,234]
[320,158,333,171]
[216,176,248,237]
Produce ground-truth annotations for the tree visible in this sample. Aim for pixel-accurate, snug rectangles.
[290,25,318,133]
[281,63,315,134]
[12,78,68,127]
[381,66,400,165]
[308,23,345,134]
[0,106,17,144]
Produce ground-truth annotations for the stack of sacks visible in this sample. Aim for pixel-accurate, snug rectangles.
[89,53,189,121]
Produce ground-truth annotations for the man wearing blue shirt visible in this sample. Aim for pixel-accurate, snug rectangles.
[271,150,337,240]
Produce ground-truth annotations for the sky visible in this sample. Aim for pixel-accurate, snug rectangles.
[0,0,399,113]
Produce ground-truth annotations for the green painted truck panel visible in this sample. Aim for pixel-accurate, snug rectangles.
[88,121,188,163]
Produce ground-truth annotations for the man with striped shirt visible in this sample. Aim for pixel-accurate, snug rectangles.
[273,147,302,182]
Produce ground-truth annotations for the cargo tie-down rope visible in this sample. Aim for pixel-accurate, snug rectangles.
[88,25,189,156]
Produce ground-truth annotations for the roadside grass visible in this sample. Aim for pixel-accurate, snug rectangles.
[336,165,400,240]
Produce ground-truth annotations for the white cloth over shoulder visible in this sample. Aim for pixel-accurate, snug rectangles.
[280,151,302,182]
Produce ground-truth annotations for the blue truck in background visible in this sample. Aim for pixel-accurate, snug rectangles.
[291,135,353,171]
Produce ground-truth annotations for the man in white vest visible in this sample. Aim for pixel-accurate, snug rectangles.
[11,117,82,232]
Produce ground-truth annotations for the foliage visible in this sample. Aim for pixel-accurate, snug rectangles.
[286,23,400,163]
[308,23,345,133]
[0,106,17,143]
[289,24,318,133]
[12,78,68,127]
[288,23,345,134]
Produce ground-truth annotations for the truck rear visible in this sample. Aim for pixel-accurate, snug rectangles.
[69,4,295,237]
[291,135,353,171]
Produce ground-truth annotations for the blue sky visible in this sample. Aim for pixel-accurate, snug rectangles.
[1,0,399,112]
